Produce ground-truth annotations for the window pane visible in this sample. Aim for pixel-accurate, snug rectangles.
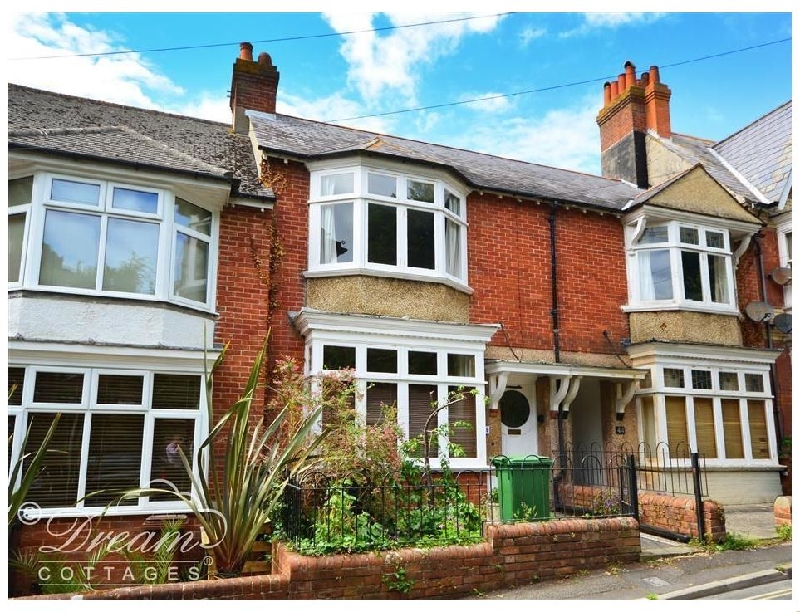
[8,367,25,405]
[408,384,438,458]
[707,255,729,303]
[444,190,461,216]
[366,382,397,427]
[679,227,699,245]
[97,374,144,405]
[409,351,437,375]
[640,395,657,450]
[639,249,673,300]
[722,399,744,459]
[367,173,397,198]
[745,374,764,393]
[448,386,477,458]
[690,370,712,390]
[407,209,435,269]
[665,396,689,456]
[639,226,668,244]
[150,418,196,501]
[39,210,100,289]
[407,180,434,203]
[366,348,397,373]
[152,374,201,410]
[693,397,717,458]
[84,413,144,507]
[448,354,475,377]
[174,198,211,236]
[33,371,84,404]
[320,202,353,264]
[174,232,208,303]
[23,413,84,508]
[367,203,397,265]
[51,178,100,206]
[103,218,159,294]
[321,173,354,196]
[681,251,703,301]
[663,368,684,388]
[112,187,158,214]
[747,400,769,459]
[8,416,15,467]
[705,231,725,249]
[322,345,356,370]
[8,213,26,283]
[445,218,461,277]
[719,372,739,391]
[9,176,33,207]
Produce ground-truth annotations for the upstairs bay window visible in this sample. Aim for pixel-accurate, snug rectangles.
[626,219,736,312]
[309,165,468,288]
[7,174,218,309]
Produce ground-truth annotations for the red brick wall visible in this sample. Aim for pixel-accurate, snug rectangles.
[637,493,725,542]
[597,88,648,152]
[468,194,629,355]
[22,517,640,600]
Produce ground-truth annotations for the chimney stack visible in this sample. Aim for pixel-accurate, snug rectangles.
[596,61,672,188]
[230,42,280,134]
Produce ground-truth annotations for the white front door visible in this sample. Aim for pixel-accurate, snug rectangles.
[500,387,538,457]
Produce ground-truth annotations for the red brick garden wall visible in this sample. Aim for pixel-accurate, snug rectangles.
[637,492,725,542]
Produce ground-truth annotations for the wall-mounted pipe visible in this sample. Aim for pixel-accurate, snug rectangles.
[549,202,561,363]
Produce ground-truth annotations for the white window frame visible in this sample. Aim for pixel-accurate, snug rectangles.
[9,172,219,311]
[7,362,209,519]
[776,215,792,312]
[7,176,33,289]
[295,311,497,469]
[636,361,777,466]
[306,161,470,293]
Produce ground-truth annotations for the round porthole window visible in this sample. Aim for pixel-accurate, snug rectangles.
[499,390,530,429]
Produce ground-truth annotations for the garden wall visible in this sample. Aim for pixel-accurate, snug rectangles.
[18,517,640,600]
[774,496,792,527]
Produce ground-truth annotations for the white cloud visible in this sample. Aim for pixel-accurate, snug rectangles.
[454,95,602,174]
[322,12,505,105]
[519,25,546,47]
[278,91,395,135]
[560,12,665,38]
[458,92,512,113]
[8,13,183,109]
[171,94,231,124]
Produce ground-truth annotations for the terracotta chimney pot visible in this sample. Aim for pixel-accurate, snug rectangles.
[239,42,253,61]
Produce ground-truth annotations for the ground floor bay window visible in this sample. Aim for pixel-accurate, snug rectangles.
[632,344,780,465]
[292,309,498,469]
[7,356,209,518]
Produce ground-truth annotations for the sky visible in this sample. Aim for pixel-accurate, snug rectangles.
[4,8,795,177]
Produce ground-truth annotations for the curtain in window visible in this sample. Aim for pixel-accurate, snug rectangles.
[722,399,744,458]
[693,398,717,458]
[408,384,438,458]
[638,250,673,300]
[665,396,689,457]
[445,218,460,277]
[708,254,729,303]
[747,400,770,459]
[320,205,337,264]
[448,387,477,458]
[23,413,85,508]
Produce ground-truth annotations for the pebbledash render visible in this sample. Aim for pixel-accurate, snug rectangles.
[8,43,791,553]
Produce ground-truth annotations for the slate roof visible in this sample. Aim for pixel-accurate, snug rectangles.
[8,83,271,200]
[650,102,792,207]
[247,111,643,211]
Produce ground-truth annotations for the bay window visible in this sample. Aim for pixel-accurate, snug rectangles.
[7,173,218,309]
[7,365,204,515]
[308,164,468,289]
[625,217,741,312]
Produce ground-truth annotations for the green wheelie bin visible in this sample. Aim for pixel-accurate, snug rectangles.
[491,455,553,522]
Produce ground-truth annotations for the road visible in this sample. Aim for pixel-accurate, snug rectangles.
[704,582,792,600]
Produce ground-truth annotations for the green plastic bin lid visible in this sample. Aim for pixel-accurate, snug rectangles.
[491,455,553,466]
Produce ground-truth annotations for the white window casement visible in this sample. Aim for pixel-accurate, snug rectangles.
[306,162,469,292]
[7,363,208,518]
[7,172,220,310]
[635,359,778,465]
[294,310,498,469]
[623,210,758,315]
[776,216,792,311]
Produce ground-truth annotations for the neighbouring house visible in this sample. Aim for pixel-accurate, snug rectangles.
[597,61,792,502]
[6,44,791,563]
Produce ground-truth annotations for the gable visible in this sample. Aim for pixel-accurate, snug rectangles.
[644,166,760,224]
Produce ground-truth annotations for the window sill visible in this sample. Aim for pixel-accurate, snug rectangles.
[304,267,474,295]
[622,303,739,316]
[19,502,195,522]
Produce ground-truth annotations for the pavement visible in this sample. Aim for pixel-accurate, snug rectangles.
[464,503,793,601]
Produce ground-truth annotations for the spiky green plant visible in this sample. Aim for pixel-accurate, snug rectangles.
[119,332,328,577]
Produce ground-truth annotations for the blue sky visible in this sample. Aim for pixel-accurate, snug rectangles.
[6,9,794,176]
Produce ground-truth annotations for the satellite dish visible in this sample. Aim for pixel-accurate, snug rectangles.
[770,266,792,286]
[773,313,792,334]
[745,301,775,323]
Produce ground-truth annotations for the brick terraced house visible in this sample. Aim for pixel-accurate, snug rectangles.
[7,46,791,557]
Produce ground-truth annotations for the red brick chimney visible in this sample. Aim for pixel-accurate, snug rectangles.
[230,42,280,134]
[596,61,672,188]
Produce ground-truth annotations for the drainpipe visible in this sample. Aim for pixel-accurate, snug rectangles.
[753,232,783,445]
[548,202,566,462]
